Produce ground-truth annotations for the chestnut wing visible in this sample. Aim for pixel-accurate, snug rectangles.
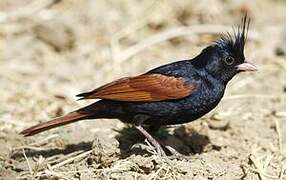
[76,74,195,102]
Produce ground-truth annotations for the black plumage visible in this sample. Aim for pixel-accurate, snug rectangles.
[20,14,256,156]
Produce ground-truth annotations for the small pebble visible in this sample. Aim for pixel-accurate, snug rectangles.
[275,47,285,57]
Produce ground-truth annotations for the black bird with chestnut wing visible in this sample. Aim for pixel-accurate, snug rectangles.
[21,14,257,157]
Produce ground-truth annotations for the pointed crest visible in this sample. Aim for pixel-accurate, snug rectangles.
[216,13,250,62]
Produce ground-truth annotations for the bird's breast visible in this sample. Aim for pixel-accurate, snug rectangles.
[175,79,225,122]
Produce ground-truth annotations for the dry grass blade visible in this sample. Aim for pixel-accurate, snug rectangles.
[149,163,166,180]
[42,167,70,180]
[50,150,92,170]
[274,119,283,153]
[263,154,273,171]
[280,165,285,180]
[249,154,267,180]
[13,146,49,151]
[30,134,59,146]
[249,154,280,180]
[247,167,280,179]
[22,149,33,177]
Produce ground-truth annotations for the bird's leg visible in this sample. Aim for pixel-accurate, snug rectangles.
[135,125,166,156]
[134,115,166,157]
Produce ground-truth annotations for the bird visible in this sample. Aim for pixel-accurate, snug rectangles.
[20,14,257,157]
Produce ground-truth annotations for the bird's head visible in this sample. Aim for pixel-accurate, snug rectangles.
[192,14,257,84]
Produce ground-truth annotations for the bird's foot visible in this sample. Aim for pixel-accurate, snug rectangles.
[131,141,166,157]
[165,146,198,161]
[144,139,166,157]
[131,142,199,162]
[131,142,151,151]
[131,142,156,154]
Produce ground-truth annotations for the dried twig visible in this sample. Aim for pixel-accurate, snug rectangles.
[26,165,98,179]
[263,154,273,171]
[149,163,166,180]
[42,167,70,180]
[280,165,286,180]
[50,150,92,170]
[248,154,281,180]
[22,149,33,176]
[14,134,59,152]
[249,154,267,180]
[45,150,84,168]
[274,119,283,153]
[13,146,49,151]
[30,134,59,146]
[247,166,279,179]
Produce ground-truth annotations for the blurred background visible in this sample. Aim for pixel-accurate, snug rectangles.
[0,0,286,179]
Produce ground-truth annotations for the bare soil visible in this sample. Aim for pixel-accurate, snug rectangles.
[0,0,286,179]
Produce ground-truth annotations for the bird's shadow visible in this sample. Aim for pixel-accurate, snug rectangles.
[114,125,216,158]
[11,125,219,161]
[11,141,93,160]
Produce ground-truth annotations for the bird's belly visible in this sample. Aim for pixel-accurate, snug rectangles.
[123,90,223,126]
[161,84,225,124]
[160,96,222,125]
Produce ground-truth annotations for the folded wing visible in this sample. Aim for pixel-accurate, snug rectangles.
[76,74,195,102]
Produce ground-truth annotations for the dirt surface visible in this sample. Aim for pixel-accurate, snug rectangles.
[1,0,286,179]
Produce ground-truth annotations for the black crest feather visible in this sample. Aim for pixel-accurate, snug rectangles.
[216,13,250,62]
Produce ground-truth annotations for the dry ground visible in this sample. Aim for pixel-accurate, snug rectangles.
[0,0,286,179]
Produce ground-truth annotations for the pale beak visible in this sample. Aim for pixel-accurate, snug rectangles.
[236,62,257,72]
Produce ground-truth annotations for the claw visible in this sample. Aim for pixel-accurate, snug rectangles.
[165,146,200,161]
[131,142,155,154]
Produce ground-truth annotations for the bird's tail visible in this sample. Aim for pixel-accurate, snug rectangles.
[20,111,88,136]
[20,102,105,136]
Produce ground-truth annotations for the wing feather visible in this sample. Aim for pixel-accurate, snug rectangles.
[76,74,195,102]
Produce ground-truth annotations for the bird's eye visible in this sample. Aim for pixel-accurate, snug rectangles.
[224,56,235,65]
